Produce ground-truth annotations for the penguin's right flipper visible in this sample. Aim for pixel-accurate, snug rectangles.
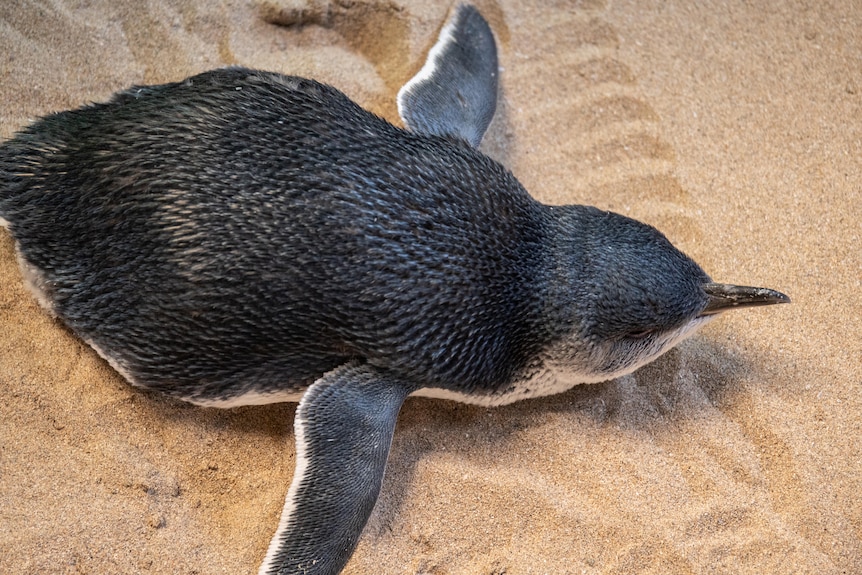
[258,363,416,575]
[397,3,498,148]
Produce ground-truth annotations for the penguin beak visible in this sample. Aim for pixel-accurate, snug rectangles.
[700,283,791,316]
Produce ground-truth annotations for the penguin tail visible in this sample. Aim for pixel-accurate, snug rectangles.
[0,125,53,229]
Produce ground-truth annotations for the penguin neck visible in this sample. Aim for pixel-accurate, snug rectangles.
[529,203,631,385]
[536,204,595,341]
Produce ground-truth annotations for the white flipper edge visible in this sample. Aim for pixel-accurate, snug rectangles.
[397,3,498,147]
[258,362,415,575]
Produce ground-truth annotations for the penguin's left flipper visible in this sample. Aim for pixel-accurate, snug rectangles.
[397,3,498,148]
[258,363,416,575]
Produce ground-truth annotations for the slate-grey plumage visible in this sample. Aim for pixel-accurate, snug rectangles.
[0,4,788,574]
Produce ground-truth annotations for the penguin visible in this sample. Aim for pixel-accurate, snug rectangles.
[0,4,789,575]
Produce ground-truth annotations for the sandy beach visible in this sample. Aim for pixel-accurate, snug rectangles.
[1,1,860,573]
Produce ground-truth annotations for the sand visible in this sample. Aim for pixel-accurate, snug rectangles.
[0,0,860,573]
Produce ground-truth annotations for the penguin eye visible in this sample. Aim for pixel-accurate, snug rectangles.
[627,328,656,340]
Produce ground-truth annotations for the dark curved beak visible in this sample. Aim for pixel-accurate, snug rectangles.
[700,283,791,316]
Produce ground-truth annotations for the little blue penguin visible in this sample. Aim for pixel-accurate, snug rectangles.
[0,4,789,575]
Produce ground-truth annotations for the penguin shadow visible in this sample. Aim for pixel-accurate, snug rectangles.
[136,386,296,439]
[109,378,299,544]
[258,0,412,121]
[106,373,296,465]
[365,339,764,539]
[258,0,515,147]
[476,78,515,168]
[116,337,759,553]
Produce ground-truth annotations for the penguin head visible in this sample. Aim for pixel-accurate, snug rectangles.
[540,207,789,384]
